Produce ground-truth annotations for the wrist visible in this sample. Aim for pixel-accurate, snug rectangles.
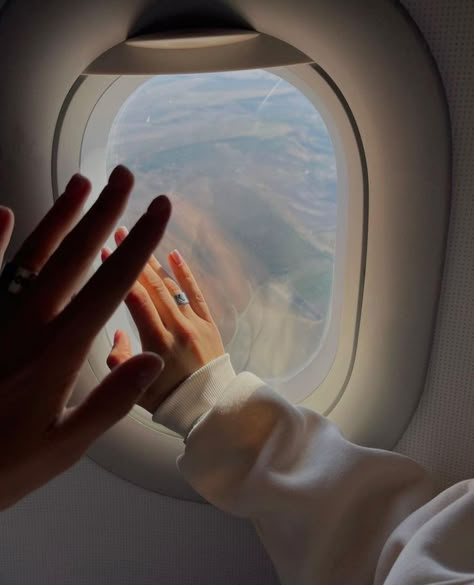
[152,354,236,438]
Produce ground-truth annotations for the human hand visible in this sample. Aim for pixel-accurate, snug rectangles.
[0,167,171,510]
[104,228,225,414]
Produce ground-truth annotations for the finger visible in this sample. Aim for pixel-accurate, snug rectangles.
[28,166,134,321]
[115,227,191,324]
[116,226,178,293]
[51,353,164,458]
[14,174,91,273]
[0,206,14,267]
[169,249,213,321]
[107,329,133,370]
[102,246,168,348]
[52,195,171,362]
[125,280,170,349]
[140,262,193,329]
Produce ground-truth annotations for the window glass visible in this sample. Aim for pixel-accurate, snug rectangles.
[106,70,337,386]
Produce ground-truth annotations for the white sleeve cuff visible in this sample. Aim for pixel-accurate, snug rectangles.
[152,354,236,438]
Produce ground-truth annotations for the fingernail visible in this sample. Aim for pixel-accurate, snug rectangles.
[115,226,128,243]
[108,165,134,189]
[170,249,183,266]
[101,247,112,261]
[136,353,165,390]
[147,195,171,218]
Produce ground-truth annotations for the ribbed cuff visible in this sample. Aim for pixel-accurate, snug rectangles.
[152,354,236,438]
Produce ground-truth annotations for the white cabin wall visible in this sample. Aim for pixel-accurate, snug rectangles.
[0,1,472,584]
[395,0,474,490]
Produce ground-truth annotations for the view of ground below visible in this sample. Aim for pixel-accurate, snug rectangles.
[106,69,338,383]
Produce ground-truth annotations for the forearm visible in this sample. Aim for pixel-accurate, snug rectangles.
[154,356,434,584]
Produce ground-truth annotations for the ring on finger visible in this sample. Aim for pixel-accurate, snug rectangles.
[0,262,38,295]
[174,292,190,306]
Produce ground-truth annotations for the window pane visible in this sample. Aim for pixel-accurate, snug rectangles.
[106,70,337,385]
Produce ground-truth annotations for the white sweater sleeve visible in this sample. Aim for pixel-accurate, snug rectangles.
[153,355,473,585]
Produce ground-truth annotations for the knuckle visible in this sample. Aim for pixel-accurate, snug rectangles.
[194,291,207,305]
[145,269,163,288]
[174,322,196,345]
[182,272,194,287]
[163,277,179,294]
[150,278,167,296]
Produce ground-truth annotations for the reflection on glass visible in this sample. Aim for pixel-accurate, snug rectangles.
[106,70,337,384]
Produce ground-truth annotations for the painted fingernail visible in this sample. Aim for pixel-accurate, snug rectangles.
[108,165,134,189]
[170,249,183,266]
[115,226,128,243]
[101,247,112,261]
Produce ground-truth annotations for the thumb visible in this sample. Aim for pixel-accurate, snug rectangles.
[52,352,164,458]
[107,329,133,370]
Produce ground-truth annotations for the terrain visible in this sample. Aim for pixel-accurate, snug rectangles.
[106,69,338,381]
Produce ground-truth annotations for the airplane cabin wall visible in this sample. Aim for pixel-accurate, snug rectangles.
[0,1,472,584]
[394,0,474,490]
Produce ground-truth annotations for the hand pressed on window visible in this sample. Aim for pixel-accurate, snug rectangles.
[104,229,225,414]
[0,166,170,510]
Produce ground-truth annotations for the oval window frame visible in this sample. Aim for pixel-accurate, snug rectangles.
[54,63,364,501]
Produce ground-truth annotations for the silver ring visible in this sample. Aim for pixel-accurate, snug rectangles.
[0,262,38,295]
[174,292,190,306]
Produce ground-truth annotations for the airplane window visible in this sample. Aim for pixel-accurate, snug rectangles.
[47,11,446,497]
[105,69,338,395]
